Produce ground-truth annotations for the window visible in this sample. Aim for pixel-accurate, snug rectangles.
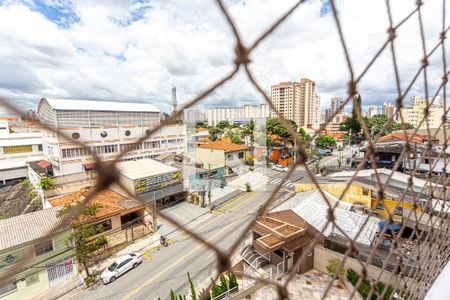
[117,258,132,269]
[125,130,131,136]
[93,219,112,232]
[362,188,369,196]
[0,281,17,297]
[37,144,43,151]
[375,202,385,210]
[273,249,284,258]
[120,143,142,152]
[3,145,33,154]
[100,131,108,138]
[238,152,244,159]
[394,207,403,216]
[25,274,40,286]
[34,239,53,256]
[62,148,89,158]
[93,145,118,155]
[72,132,80,140]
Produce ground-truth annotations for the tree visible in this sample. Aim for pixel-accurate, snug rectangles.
[340,94,364,141]
[216,120,231,130]
[225,130,242,144]
[315,135,337,149]
[188,272,197,300]
[367,114,415,137]
[58,203,106,283]
[208,126,220,141]
[266,118,297,145]
[39,177,54,191]
[297,127,311,144]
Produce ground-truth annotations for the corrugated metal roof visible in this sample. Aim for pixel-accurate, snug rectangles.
[0,207,65,251]
[43,98,160,113]
[272,190,378,246]
[117,159,179,180]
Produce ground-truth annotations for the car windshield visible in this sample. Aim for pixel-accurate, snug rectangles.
[108,262,117,272]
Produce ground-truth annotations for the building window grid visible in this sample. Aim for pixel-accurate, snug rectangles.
[3,145,33,154]
[93,145,118,154]
[120,143,143,152]
[62,147,90,158]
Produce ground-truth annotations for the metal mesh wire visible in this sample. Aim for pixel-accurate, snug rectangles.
[0,0,449,299]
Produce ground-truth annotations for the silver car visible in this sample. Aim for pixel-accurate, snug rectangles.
[101,253,142,284]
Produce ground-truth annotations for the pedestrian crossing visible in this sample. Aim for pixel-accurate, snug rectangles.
[270,178,295,188]
[262,166,305,178]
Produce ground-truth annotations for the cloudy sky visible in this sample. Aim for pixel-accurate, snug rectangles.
[0,0,448,114]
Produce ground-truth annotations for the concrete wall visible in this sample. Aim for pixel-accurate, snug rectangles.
[195,148,225,170]
[45,171,97,199]
[0,167,28,183]
[314,245,394,283]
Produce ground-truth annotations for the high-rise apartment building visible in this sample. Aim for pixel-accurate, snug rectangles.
[325,97,344,121]
[271,78,319,127]
[367,106,377,118]
[400,96,445,129]
[382,102,395,119]
[207,104,270,126]
[37,98,187,176]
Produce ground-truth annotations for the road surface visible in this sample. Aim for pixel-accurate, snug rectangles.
[71,191,276,300]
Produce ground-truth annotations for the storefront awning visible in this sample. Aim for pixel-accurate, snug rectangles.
[37,160,51,169]
[83,163,95,170]
[140,183,185,202]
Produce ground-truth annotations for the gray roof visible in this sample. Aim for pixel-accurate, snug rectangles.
[43,98,160,113]
[272,190,379,246]
[0,207,66,251]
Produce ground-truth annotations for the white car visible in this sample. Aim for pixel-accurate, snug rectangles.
[101,253,142,284]
[273,165,288,172]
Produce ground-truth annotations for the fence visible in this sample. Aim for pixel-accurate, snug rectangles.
[0,0,449,299]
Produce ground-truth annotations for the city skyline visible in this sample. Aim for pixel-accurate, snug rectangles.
[0,0,447,115]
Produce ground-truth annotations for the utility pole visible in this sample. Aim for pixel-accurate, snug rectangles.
[152,201,158,232]
[208,163,212,213]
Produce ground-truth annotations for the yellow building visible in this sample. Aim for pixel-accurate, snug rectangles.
[195,140,248,175]
[295,182,418,221]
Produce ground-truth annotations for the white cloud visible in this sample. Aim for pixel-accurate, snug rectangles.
[0,0,447,114]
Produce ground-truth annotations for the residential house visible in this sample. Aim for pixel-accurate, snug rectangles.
[48,188,149,247]
[195,140,248,176]
[0,207,75,300]
[243,190,379,277]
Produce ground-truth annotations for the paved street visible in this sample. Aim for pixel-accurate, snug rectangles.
[69,191,275,300]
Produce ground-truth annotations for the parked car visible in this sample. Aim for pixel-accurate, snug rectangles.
[273,165,288,172]
[101,253,142,284]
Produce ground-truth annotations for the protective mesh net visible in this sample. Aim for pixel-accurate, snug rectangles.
[0,0,449,299]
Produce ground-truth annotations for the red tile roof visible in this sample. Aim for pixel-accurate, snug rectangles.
[198,140,248,152]
[49,188,142,223]
[378,133,425,144]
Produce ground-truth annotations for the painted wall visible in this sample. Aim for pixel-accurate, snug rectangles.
[0,231,74,300]
[195,148,225,170]
[295,184,418,221]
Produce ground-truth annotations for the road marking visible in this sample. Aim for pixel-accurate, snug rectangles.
[271,178,282,184]
[216,192,252,212]
[121,205,256,300]
[222,192,257,212]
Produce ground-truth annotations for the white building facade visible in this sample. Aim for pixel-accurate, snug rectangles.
[0,120,45,184]
[207,104,270,126]
[37,98,187,176]
[400,96,445,129]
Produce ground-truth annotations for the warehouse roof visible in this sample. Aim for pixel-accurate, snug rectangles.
[117,159,179,180]
[0,207,66,251]
[42,98,160,113]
